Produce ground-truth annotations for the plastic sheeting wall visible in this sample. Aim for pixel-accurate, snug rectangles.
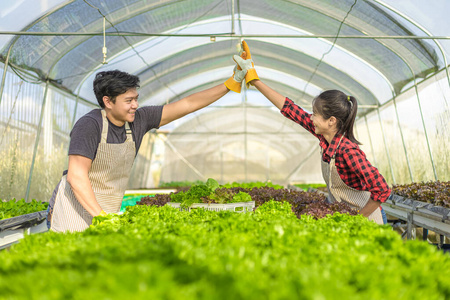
[355,68,450,185]
[0,65,95,201]
[1,65,449,200]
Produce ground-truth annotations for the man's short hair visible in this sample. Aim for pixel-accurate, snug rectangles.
[93,70,140,108]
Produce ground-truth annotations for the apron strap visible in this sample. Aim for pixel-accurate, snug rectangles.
[331,135,345,159]
[100,110,108,143]
[125,122,134,142]
[328,135,344,192]
[100,110,133,142]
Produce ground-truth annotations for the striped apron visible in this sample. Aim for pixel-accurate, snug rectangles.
[49,110,136,232]
[321,136,383,225]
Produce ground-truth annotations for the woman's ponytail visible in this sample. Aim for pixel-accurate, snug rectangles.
[341,95,360,144]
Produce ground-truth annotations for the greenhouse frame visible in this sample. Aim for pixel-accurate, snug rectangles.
[0,0,449,201]
[1,1,450,299]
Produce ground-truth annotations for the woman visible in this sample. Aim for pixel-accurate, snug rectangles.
[236,41,390,224]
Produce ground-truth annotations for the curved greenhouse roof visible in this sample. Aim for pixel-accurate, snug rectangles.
[0,0,449,200]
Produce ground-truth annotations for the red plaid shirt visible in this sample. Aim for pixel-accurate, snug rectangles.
[281,97,391,203]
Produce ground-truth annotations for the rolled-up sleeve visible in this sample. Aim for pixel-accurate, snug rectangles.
[280,97,317,137]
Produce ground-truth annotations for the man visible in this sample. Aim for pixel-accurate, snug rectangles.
[48,62,246,232]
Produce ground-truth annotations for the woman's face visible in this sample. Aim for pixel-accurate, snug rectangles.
[311,111,329,135]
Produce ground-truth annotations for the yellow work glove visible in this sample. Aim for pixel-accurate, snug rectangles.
[224,51,248,93]
[242,40,259,86]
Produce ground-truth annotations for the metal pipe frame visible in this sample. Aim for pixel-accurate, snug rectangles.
[1,6,398,112]
[242,83,248,182]
[392,95,414,182]
[143,55,376,109]
[382,200,450,239]
[0,26,93,201]
[353,34,439,183]
[140,5,395,108]
[142,3,406,113]
[0,0,75,108]
[159,134,206,181]
[143,134,156,188]
[2,0,447,189]
[363,116,378,168]
[2,58,96,108]
[374,0,445,181]
[71,87,82,134]
[354,120,360,141]
[5,0,207,107]
[374,0,450,89]
[284,144,320,183]
[130,31,380,106]
[0,46,13,107]
[376,67,449,112]
[231,0,235,34]
[25,79,50,202]
[373,27,439,181]
[1,31,449,39]
[376,108,396,184]
[362,65,448,176]
[413,83,438,180]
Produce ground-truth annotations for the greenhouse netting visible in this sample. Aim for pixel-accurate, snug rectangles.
[1,1,450,299]
[0,0,449,201]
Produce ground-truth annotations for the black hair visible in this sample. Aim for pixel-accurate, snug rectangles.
[312,89,361,145]
[93,70,140,108]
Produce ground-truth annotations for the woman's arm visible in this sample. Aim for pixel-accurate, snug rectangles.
[359,199,382,217]
[342,148,391,216]
[251,81,318,137]
[252,80,286,110]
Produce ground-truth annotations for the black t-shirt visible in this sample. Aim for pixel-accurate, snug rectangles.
[69,106,164,160]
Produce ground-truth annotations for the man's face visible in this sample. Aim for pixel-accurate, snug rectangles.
[105,88,139,126]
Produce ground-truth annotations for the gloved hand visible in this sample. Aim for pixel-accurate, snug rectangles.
[224,51,248,93]
[242,40,259,86]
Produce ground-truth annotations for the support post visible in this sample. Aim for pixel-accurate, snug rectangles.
[414,85,438,180]
[231,0,235,34]
[423,228,428,241]
[364,116,378,167]
[242,83,248,182]
[392,96,414,182]
[406,212,414,240]
[0,46,13,107]
[439,235,445,249]
[25,80,50,202]
[377,108,396,184]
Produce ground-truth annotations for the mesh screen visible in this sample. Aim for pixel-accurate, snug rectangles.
[157,105,320,185]
[1,0,442,103]
[0,0,448,199]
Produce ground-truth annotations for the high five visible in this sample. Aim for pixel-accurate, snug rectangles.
[235,41,391,224]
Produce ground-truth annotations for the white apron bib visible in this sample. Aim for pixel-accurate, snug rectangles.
[50,110,136,232]
[320,136,383,225]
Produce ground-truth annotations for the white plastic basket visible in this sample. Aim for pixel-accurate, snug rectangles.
[166,201,255,213]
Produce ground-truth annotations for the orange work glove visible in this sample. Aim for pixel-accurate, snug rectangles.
[241,40,259,86]
[224,51,248,93]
